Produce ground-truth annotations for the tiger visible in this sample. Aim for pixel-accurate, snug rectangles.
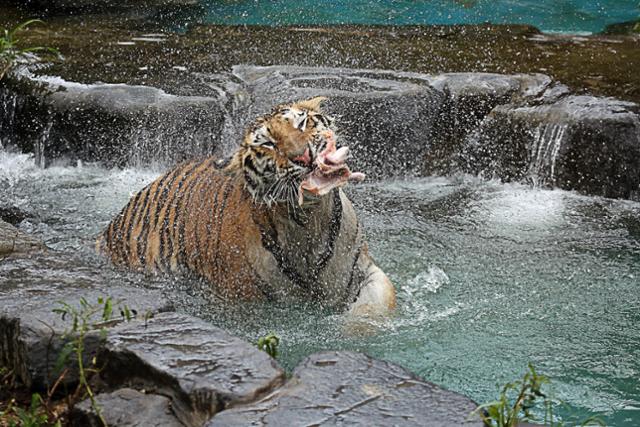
[97,97,396,315]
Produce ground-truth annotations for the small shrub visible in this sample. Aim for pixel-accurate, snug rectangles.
[256,333,280,359]
[0,19,56,81]
[472,363,605,427]
[53,296,137,427]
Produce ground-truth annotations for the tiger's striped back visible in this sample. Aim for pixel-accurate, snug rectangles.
[98,157,270,299]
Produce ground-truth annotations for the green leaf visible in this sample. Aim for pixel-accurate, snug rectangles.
[54,341,74,374]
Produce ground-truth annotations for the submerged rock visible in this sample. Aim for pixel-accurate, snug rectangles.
[71,388,183,427]
[207,351,482,426]
[0,219,43,255]
[99,312,285,426]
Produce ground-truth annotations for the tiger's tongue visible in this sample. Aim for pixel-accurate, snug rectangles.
[297,139,365,206]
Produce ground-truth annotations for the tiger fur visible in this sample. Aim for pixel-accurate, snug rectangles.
[98,97,396,314]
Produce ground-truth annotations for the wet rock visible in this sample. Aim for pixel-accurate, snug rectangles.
[0,219,43,255]
[0,276,172,389]
[99,312,285,427]
[71,388,183,427]
[462,95,640,199]
[207,351,482,427]
[0,205,30,226]
[424,73,552,175]
[0,72,239,168]
[233,65,445,177]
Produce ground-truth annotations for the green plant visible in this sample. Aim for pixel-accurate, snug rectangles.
[472,363,605,427]
[8,393,61,427]
[53,296,137,427]
[0,19,56,81]
[256,333,280,359]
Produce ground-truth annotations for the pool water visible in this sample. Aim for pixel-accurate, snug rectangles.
[1,150,639,425]
[188,0,639,34]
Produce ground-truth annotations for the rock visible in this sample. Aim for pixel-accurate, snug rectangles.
[233,65,445,178]
[0,73,237,168]
[0,219,43,255]
[71,388,183,427]
[424,72,552,175]
[462,95,640,199]
[99,312,285,427]
[0,273,173,389]
[0,205,30,226]
[207,351,482,427]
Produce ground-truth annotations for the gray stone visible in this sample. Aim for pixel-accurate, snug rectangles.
[71,388,183,427]
[99,312,285,427]
[0,71,238,168]
[232,65,446,178]
[0,219,43,256]
[423,72,552,175]
[0,274,173,389]
[0,205,30,226]
[207,351,482,427]
[462,94,640,200]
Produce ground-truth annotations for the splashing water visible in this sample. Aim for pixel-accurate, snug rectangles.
[1,149,639,425]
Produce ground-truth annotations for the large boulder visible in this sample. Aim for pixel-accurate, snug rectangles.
[233,65,446,178]
[207,351,482,427]
[461,95,640,199]
[98,312,285,427]
[0,72,237,168]
[0,272,173,389]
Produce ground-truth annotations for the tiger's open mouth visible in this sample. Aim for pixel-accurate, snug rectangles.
[297,131,365,206]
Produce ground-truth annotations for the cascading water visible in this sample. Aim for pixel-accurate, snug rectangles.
[526,123,568,187]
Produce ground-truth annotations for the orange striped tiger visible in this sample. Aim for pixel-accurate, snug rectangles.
[97,97,395,314]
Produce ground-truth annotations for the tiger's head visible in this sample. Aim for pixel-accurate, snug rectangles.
[232,96,340,208]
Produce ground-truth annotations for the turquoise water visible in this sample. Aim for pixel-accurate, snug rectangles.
[191,0,639,34]
[2,151,639,425]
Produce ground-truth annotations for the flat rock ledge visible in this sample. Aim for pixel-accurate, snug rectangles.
[3,65,639,199]
[98,312,286,426]
[207,351,483,427]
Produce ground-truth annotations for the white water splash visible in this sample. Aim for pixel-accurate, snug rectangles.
[406,266,450,295]
[527,123,568,187]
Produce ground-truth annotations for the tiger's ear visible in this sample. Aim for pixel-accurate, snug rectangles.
[294,96,327,112]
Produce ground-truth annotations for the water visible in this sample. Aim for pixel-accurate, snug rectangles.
[185,0,639,34]
[1,150,639,424]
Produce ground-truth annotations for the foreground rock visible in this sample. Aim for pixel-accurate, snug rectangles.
[0,219,43,255]
[99,312,285,426]
[71,388,183,427]
[207,351,482,426]
[0,273,172,389]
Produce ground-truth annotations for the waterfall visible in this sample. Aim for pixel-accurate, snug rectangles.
[526,123,568,187]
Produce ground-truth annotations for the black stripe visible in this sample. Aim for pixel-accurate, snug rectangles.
[122,188,148,262]
[176,159,215,264]
[211,177,234,268]
[137,170,176,265]
[311,190,342,277]
[346,242,363,301]
[159,162,201,264]
[256,213,309,292]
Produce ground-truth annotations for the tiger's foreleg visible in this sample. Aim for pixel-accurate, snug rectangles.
[349,252,396,316]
